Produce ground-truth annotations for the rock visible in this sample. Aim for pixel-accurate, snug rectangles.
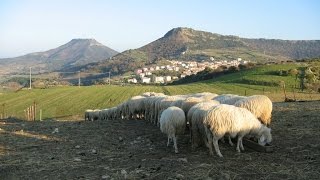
[91,149,97,154]
[121,169,128,179]
[102,175,110,179]
[74,158,81,162]
[135,169,143,174]
[75,145,80,149]
[119,137,123,142]
[178,158,188,163]
[121,169,127,175]
[176,174,184,179]
[52,128,59,134]
[137,136,142,140]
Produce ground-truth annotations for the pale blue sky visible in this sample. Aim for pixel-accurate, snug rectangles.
[0,0,319,58]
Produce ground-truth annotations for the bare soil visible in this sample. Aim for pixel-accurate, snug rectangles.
[1,101,319,179]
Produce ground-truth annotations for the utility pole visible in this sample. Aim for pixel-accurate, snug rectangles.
[29,67,32,89]
[78,71,81,87]
[108,71,111,85]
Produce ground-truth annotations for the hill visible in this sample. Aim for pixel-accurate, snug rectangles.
[1,63,320,120]
[0,39,118,74]
[81,27,320,75]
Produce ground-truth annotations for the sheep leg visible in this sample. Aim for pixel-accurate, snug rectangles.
[203,126,213,155]
[240,138,245,151]
[228,136,234,146]
[236,135,245,152]
[213,138,223,158]
[173,136,179,153]
[167,137,171,147]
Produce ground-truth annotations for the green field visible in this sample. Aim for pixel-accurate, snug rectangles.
[1,63,319,120]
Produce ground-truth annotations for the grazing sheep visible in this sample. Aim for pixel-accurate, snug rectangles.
[157,96,185,126]
[234,95,273,126]
[213,94,246,105]
[189,101,220,149]
[203,104,272,157]
[85,109,94,121]
[160,106,186,153]
[181,97,205,116]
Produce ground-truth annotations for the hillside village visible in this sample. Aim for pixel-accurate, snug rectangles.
[127,58,249,84]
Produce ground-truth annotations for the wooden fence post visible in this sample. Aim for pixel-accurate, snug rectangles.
[292,86,296,101]
[33,101,36,121]
[282,82,287,101]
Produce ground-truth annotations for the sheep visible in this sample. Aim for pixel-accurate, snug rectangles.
[234,95,273,126]
[181,97,205,116]
[203,104,272,157]
[160,106,186,153]
[85,109,94,121]
[85,109,100,121]
[188,101,220,149]
[126,96,146,120]
[157,96,185,126]
[213,94,246,105]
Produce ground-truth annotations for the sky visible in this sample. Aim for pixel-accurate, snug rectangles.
[0,0,319,58]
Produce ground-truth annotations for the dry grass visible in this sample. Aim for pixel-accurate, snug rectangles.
[1,101,319,179]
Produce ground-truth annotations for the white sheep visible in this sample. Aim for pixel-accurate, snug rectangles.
[234,95,273,126]
[84,109,93,121]
[181,97,205,116]
[160,106,186,153]
[188,101,220,149]
[86,109,100,121]
[213,94,246,105]
[203,104,272,157]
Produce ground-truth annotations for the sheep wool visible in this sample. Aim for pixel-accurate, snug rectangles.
[234,95,273,125]
[203,104,272,157]
[160,106,186,153]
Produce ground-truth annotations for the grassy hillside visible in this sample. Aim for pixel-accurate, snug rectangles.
[1,64,319,120]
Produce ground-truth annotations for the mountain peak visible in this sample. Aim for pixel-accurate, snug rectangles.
[163,27,193,38]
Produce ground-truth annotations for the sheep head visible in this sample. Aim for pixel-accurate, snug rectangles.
[258,126,272,146]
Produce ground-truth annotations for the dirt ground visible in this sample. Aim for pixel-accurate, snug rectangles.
[1,101,319,180]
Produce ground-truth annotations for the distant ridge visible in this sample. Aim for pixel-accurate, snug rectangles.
[0,39,118,74]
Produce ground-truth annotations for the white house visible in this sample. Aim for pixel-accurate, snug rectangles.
[128,78,137,83]
[139,73,145,78]
[154,76,164,83]
[164,76,172,82]
[142,77,151,84]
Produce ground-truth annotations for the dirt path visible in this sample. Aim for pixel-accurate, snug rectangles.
[1,101,319,179]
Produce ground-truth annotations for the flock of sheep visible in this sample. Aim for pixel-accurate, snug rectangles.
[85,92,273,157]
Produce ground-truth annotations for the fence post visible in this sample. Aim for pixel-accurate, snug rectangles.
[40,109,42,121]
[292,86,296,101]
[282,82,287,101]
[33,101,36,121]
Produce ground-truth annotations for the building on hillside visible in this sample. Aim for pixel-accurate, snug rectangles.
[142,77,151,84]
[128,78,137,83]
[154,76,164,83]
[139,73,145,78]
[136,69,143,74]
[164,76,172,82]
